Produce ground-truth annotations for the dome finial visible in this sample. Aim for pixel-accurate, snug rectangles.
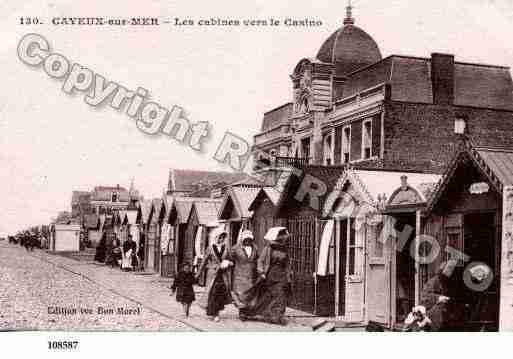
[344,0,355,25]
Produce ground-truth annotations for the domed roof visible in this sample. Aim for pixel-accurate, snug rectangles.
[316,10,381,77]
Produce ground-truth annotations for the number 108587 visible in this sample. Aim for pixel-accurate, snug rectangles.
[48,341,78,350]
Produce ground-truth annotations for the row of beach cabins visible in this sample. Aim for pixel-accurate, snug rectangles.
[49,142,513,331]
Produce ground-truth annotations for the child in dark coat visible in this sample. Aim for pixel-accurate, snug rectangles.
[171,263,196,317]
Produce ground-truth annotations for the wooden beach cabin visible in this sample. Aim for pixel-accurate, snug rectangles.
[320,168,440,326]
[218,187,260,246]
[419,143,513,331]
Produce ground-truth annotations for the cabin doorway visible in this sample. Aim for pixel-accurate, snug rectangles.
[394,215,416,324]
[177,224,186,270]
[463,212,499,331]
[336,220,347,317]
[230,221,242,247]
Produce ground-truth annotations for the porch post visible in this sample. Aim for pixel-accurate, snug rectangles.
[330,128,336,165]
[314,218,319,315]
[335,218,340,317]
[415,210,421,306]
[500,186,513,331]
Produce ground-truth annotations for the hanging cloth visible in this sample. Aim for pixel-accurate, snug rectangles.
[317,220,334,276]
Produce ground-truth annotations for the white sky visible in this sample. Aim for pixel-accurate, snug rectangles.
[1,0,513,236]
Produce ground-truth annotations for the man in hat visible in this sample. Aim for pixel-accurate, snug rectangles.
[226,229,259,321]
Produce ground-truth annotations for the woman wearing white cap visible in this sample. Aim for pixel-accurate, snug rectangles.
[225,229,259,321]
[196,227,232,322]
[251,227,292,325]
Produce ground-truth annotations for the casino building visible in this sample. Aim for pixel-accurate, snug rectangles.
[253,4,513,173]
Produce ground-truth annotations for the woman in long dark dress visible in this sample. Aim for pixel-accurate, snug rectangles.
[196,228,232,322]
[252,227,292,325]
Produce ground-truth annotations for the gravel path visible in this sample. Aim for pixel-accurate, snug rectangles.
[0,243,192,331]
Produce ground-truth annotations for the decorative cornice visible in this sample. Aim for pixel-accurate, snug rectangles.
[327,104,383,129]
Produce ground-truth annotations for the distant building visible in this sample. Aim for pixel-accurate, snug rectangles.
[71,191,92,218]
[70,181,141,217]
[167,169,252,198]
[90,185,130,215]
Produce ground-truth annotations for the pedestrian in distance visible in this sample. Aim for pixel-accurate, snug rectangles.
[94,233,107,263]
[137,237,145,271]
[171,262,196,317]
[121,235,134,271]
[111,239,123,268]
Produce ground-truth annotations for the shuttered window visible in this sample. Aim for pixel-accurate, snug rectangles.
[342,126,351,163]
[323,134,333,166]
[300,137,311,162]
[362,120,372,160]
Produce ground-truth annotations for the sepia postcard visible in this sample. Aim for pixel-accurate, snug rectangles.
[1,1,513,353]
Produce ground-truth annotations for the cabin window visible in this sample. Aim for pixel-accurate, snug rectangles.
[323,134,332,166]
[445,227,464,265]
[168,226,175,253]
[347,218,365,279]
[371,223,384,258]
[362,120,372,160]
[342,126,351,164]
[348,219,357,275]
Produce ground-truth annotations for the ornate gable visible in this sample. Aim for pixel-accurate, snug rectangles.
[291,58,334,116]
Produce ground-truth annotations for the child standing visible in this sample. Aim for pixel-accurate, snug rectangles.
[171,263,196,317]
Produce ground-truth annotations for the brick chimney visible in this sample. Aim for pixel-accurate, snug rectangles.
[431,53,455,105]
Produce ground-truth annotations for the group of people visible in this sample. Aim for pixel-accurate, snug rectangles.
[15,232,41,251]
[171,226,292,325]
[94,233,146,272]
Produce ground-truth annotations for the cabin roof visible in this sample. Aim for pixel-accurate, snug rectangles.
[124,210,139,225]
[193,199,222,227]
[219,187,261,219]
[426,143,513,214]
[139,200,153,224]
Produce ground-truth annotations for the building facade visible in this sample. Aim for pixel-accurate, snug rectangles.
[253,5,513,175]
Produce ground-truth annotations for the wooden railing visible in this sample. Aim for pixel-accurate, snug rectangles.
[253,156,310,171]
[274,156,310,168]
